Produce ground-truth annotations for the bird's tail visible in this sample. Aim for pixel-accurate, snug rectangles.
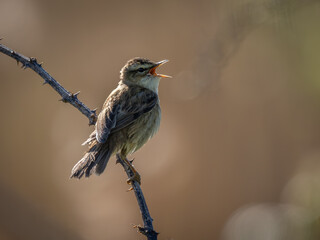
[70,142,112,179]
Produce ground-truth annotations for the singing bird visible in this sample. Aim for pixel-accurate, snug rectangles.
[71,58,171,184]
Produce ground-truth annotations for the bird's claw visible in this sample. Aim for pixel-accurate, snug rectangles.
[126,172,141,185]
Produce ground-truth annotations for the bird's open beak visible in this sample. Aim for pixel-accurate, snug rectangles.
[149,60,172,78]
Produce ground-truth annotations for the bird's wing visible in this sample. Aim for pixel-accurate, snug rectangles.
[95,86,158,143]
[95,101,119,143]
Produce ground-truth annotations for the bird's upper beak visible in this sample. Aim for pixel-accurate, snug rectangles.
[149,60,172,78]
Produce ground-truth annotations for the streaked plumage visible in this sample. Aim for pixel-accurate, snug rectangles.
[71,58,169,179]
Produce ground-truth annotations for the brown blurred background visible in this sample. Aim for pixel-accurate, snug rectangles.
[1,0,320,239]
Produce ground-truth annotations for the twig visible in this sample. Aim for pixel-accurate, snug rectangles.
[0,43,97,125]
[0,42,158,239]
[116,154,158,240]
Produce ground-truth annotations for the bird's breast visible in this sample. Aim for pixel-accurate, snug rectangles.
[124,103,161,154]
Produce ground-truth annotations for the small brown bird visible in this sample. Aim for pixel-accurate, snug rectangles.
[71,58,170,184]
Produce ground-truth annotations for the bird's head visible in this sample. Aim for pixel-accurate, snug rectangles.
[120,57,171,93]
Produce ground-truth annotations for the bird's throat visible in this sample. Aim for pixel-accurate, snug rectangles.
[138,77,160,93]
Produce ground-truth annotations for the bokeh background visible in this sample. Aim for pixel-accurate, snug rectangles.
[1,0,320,239]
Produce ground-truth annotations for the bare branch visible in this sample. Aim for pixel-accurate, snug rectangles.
[0,43,97,125]
[116,154,158,240]
[0,42,158,239]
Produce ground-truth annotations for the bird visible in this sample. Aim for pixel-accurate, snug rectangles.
[70,57,171,184]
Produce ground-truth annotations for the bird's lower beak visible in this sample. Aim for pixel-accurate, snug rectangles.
[149,60,172,78]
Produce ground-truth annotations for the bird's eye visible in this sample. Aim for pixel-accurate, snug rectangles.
[137,68,145,72]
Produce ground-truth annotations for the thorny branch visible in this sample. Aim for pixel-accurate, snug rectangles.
[0,42,97,125]
[116,154,158,240]
[0,42,158,240]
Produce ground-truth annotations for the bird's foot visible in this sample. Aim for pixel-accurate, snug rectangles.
[116,154,141,190]
[122,157,141,186]
[126,171,141,186]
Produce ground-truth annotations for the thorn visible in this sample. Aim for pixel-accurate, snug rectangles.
[129,158,135,164]
[29,57,37,63]
[88,120,95,126]
[39,62,43,67]
[42,81,48,85]
[16,60,19,66]
[20,63,27,69]
[59,97,68,103]
[72,91,80,98]
[132,224,140,229]
[133,225,147,234]
[89,114,97,126]
[133,225,159,236]
[0,37,3,41]
[92,108,97,114]
[126,187,134,192]
[116,154,123,165]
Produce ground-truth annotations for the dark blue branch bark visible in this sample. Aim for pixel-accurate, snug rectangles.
[0,43,97,125]
[116,154,158,240]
